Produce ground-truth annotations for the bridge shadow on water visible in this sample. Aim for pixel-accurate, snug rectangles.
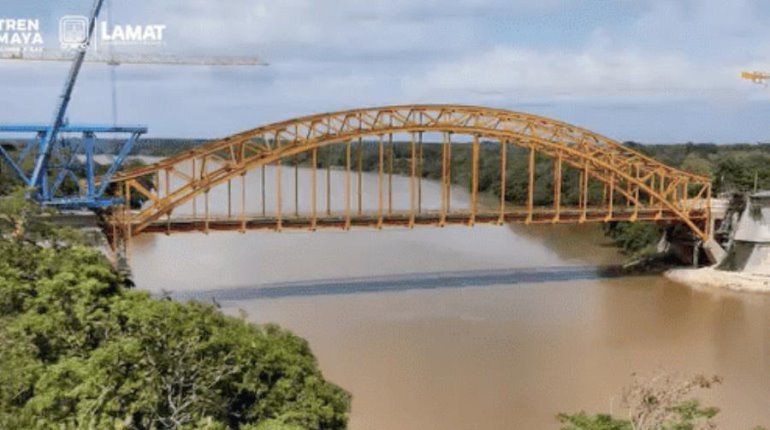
[163,265,646,303]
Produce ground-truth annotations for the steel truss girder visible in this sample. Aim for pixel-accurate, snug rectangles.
[111,105,711,239]
[0,125,147,208]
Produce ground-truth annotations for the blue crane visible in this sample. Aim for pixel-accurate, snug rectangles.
[0,1,264,208]
[0,0,146,208]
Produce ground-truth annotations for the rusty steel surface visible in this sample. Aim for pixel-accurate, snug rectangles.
[108,105,712,244]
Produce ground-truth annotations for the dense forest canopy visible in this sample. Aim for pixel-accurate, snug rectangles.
[0,190,351,429]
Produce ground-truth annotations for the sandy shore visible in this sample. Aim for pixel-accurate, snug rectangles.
[665,267,770,293]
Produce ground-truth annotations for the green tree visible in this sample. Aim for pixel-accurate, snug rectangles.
[0,190,350,429]
[558,371,729,430]
[603,222,662,255]
[679,154,713,177]
[557,412,631,430]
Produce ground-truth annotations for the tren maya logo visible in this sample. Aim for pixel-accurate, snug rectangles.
[0,18,44,53]
[59,15,88,50]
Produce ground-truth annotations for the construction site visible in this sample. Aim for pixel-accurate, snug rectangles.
[1,1,770,429]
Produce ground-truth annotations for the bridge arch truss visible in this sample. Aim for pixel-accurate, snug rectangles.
[109,105,711,242]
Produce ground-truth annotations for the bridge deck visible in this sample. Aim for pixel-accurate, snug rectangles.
[135,207,708,235]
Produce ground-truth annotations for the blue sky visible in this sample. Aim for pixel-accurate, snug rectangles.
[2,0,770,142]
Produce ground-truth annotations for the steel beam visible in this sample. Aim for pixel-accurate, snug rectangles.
[109,105,712,241]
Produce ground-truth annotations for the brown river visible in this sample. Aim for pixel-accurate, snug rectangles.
[129,167,770,429]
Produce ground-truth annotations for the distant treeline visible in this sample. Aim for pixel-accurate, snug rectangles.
[625,141,770,194]
[4,138,770,200]
[0,138,209,158]
[122,138,770,196]
[2,138,769,256]
[125,138,770,256]
[257,139,770,205]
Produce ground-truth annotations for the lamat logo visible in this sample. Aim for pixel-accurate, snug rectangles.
[0,18,44,53]
[59,16,166,51]
[99,20,166,47]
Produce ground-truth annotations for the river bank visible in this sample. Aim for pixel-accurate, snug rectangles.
[666,267,770,293]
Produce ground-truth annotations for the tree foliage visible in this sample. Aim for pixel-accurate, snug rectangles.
[0,190,350,429]
[557,370,744,430]
[603,222,662,255]
[557,412,631,430]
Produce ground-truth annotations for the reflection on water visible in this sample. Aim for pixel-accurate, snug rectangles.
[130,173,770,430]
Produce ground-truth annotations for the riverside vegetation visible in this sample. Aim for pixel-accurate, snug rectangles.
[3,138,769,256]
[557,369,766,430]
[0,189,350,429]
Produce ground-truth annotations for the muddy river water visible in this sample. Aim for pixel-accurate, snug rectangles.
[129,167,770,429]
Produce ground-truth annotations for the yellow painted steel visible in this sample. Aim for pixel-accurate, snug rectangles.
[345,140,351,230]
[526,145,535,224]
[446,134,452,213]
[275,160,282,232]
[294,154,299,217]
[110,104,711,241]
[418,130,423,214]
[378,135,384,229]
[204,190,210,234]
[466,135,477,225]
[409,132,417,228]
[580,162,589,223]
[240,173,246,232]
[260,166,266,217]
[388,134,394,215]
[227,179,232,219]
[498,140,507,225]
[741,71,770,84]
[325,147,331,216]
[311,148,317,230]
[440,133,448,227]
[553,154,562,222]
[357,138,363,215]
[606,166,615,221]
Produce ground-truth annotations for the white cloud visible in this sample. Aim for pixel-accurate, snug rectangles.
[401,46,759,103]
[148,0,492,58]
[3,0,770,142]
[589,0,768,61]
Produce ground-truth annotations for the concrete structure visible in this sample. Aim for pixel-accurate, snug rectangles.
[717,191,770,274]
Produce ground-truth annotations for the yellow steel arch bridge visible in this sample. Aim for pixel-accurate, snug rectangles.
[108,105,712,248]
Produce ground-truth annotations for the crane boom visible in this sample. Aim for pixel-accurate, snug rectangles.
[29,0,105,199]
[0,51,267,66]
[741,71,770,85]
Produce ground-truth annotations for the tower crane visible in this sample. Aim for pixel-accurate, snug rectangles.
[0,51,266,124]
[741,71,770,85]
[738,71,770,192]
[0,0,266,208]
[0,51,266,66]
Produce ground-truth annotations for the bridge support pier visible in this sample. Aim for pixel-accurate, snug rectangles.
[661,226,724,267]
[702,238,727,265]
[692,240,700,268]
